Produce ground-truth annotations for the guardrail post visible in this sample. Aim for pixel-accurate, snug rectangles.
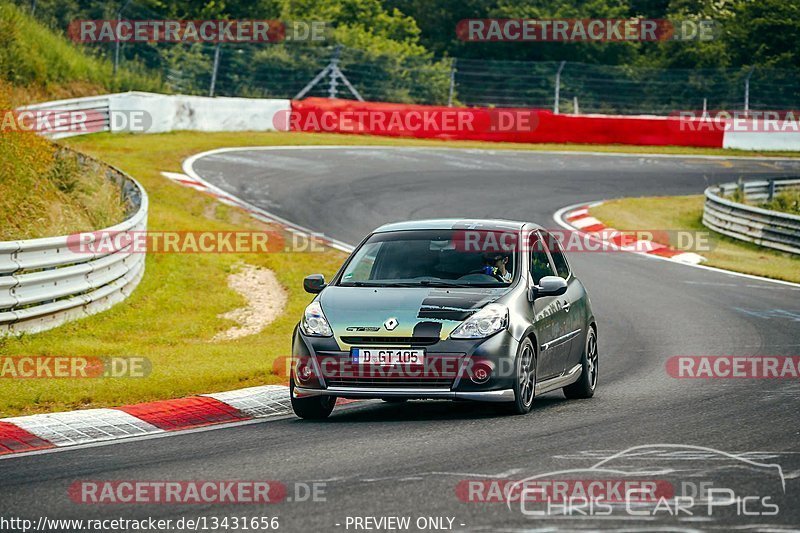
[768,179,776,202]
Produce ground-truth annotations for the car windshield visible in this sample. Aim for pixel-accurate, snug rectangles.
[338,229,518,287]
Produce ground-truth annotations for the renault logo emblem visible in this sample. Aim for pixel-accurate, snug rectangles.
[384,317,399,331]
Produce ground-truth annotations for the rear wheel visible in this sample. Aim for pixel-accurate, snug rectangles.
[290,377,336,419]
[498,338,536,415]
[563,326,598,399]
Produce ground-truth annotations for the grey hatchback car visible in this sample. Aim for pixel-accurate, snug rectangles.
[290,219,598,419]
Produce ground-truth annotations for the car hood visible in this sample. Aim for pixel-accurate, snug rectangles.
[319,285,509,348]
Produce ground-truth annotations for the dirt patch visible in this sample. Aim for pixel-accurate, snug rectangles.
[212,264,288,342]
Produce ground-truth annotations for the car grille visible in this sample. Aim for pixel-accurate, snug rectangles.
[316,353,463,389]
[340,336,440,346]
[325,377,454,388]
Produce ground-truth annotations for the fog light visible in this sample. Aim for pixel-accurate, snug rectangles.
[471,363,492,384]
[297,362,313,382]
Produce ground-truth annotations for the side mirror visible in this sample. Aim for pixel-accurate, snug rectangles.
[531,276,567,299]
[303,274,326,294]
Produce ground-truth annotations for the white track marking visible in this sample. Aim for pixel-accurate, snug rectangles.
[3,409,162,446]
[203,385,292,418]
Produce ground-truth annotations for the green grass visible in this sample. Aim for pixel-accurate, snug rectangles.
[0,144,127,240]
[0,3,161,105]
[0,131,348,417]
[591,195,800,283]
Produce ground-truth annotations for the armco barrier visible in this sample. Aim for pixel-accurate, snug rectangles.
[703,179,800,255]
[17,94,113,139]
[20,92,291,137]
[0,152,148,336]
[288,98,725,147]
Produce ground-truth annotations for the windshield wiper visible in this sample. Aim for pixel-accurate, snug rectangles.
[340,280,502,288]
[377,280,476,288]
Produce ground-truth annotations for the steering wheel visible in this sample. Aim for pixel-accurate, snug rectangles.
[461,269,505,282]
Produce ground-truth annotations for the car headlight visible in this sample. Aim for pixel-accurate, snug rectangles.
[450,303,508,339]
[301,301,333,337]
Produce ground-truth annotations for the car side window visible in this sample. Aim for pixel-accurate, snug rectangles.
[547,237,571,279]
[529,233,555,284]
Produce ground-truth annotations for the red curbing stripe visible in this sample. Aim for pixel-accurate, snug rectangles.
[648,247,683,258]
[565,208,590,222]
[174,178,205,187]
[0,421,55,455]
[581,223,607,233]
[606,232,632,246]
[118,396,251,432]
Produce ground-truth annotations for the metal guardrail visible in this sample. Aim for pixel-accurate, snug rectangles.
[17,94,113,139]
[0,153,148,336]
[703,178,800,255]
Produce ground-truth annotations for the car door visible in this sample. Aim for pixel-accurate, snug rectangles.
[529,231,569,380]
[543,234,584,374]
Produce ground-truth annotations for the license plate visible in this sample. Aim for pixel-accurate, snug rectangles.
[352,348,425,365]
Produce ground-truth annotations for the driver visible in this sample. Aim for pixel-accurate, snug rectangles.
[481,253,512,282]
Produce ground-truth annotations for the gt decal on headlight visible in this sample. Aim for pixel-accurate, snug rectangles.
[301,301,333,337]
[450,303,509,339]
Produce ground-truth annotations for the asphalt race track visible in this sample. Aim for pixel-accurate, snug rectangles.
[2,147,800,531]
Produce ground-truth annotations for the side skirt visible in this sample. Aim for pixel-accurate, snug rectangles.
[535,364,582,395]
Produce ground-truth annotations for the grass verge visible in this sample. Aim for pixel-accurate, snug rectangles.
[1,130,799,417]
[591,195,800,283]
[0,132,355,417]
[0,3,161,106]
[0,84,127,240]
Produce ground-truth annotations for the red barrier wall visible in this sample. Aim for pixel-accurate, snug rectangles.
[287,98,724,148]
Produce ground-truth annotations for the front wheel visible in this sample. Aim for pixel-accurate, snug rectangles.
[563,326,598,399]
[290,378,336,419]
[498,338,536,415]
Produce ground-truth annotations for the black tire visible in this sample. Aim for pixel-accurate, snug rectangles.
[498,338,536,415]
[290,377,336,419]
[563,326,598,399]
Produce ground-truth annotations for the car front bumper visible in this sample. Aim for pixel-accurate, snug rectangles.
[292,385,515,402]
[292,326,520,401]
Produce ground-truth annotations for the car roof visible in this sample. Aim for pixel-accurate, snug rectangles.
[373,218,542,233]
